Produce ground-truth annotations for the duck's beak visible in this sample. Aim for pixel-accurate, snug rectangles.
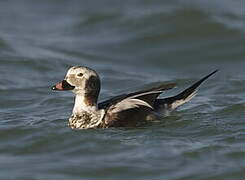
[51,80,75,91]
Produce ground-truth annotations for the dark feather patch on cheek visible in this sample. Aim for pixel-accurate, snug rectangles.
[85,76,100,93]
[84,76,101,106]
[86,76,100,91]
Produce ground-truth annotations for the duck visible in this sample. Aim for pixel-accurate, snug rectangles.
[51,66,217,129]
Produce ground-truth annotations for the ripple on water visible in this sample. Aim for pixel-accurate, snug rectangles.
[0,0,245,180]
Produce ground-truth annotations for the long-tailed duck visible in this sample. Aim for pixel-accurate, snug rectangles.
[52,66,217,129]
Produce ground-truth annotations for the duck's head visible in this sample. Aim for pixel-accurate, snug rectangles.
[52,66,101,104]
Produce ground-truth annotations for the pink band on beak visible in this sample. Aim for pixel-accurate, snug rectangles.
[51,80,75,91]
[55,82,63,90]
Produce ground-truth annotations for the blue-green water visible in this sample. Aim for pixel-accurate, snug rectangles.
[0,0,245,179]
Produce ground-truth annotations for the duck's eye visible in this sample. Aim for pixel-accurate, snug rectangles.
[77,73,83,77]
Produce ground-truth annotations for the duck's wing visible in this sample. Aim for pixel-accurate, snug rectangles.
[98,83,176,110]
[100,83,175,127]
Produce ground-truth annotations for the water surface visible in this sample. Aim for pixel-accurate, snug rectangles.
[0,0,245,179]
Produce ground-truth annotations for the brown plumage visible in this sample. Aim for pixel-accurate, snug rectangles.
[52,66,217,129]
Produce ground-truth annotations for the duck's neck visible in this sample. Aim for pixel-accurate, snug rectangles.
[72,94,98,115]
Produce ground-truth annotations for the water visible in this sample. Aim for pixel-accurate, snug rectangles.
[0,0,245,179]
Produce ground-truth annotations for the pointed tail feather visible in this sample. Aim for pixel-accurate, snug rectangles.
[154,70,218,111]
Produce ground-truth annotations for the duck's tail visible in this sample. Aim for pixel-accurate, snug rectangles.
[154,70,218,113]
